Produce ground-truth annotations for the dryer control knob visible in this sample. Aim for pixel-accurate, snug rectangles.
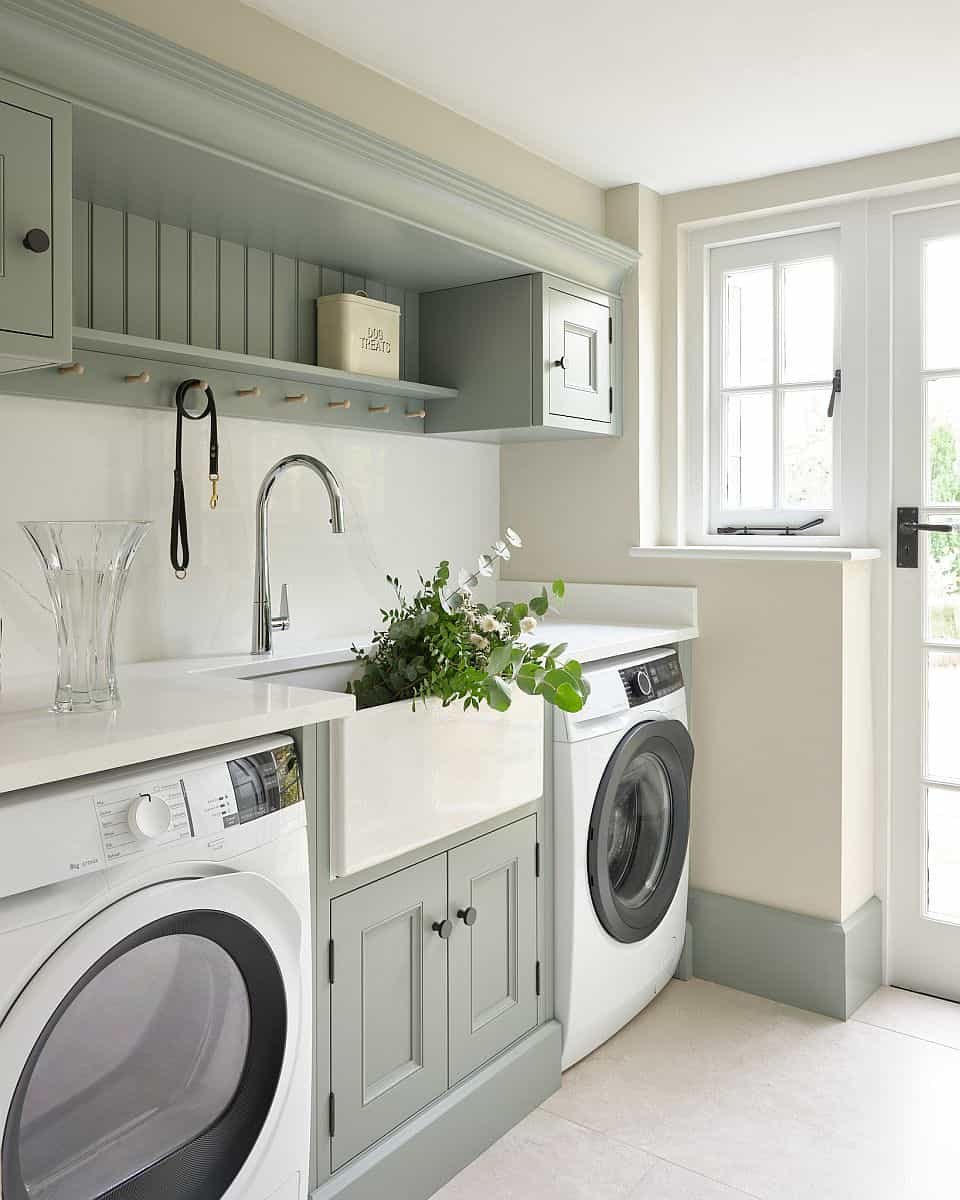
[128,793,173,839]
[632,668,653,698]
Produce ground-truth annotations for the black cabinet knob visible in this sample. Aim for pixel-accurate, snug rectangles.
[432,919,453,940]
[23,229,51,254]
[552,355,566,369]
[457,907,478,926]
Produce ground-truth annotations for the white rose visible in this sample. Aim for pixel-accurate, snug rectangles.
[480,614,498,632]
[469,633,489,650]
[520,616,538,633]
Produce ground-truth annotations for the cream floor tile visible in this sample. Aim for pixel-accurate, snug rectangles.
[431,1108,754,1200]
[853,984,960,1050]
[542,979,960,1200]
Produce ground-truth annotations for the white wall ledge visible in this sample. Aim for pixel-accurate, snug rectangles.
[630,545,882,563]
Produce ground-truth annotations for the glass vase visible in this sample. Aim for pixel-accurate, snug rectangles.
[21,521,151,713]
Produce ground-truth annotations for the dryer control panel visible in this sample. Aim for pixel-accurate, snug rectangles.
[618,650,683,707]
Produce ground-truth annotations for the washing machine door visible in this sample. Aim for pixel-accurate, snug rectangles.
[0,873,300,1200]
[587,719,693,944]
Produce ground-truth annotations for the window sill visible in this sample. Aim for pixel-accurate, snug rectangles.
[629,545,881,563]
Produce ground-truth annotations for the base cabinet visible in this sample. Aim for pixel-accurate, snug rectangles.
[328,816,538,1170]
[0,76,71,373]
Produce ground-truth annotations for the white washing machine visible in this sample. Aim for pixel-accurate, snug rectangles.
[0,734,312,1200]
[554,647,694,1069]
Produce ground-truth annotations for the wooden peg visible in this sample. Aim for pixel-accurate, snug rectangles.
[405,408,427,419]
[237,386,262,397]
[285,393,308,403]
[328,399,351,409]
[124,370,151,384]
[57,362,84,376]
[368,404,390,414]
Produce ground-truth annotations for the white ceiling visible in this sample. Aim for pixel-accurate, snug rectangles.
[241,0,960,195]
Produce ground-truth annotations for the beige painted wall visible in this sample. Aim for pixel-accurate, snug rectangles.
[81,0,604,233]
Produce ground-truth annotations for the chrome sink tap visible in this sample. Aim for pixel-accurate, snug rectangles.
[252,454,345,654]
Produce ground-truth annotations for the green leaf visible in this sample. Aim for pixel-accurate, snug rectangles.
[529,594,548,617]
[511,602,529,622]
[565,659,583,681]
[552,682,585,712]
[486,645,512,676]
[552,579,566,599]
[483,676,512,712]
[547,643,568,660]
[525,642,550,658]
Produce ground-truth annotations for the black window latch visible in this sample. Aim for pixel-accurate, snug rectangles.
[827,369,841,419]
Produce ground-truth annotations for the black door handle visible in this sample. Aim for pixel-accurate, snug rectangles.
[897,506,957,568]
[457,906,478,926]
[432,919,453,940]
[23,229,50,254]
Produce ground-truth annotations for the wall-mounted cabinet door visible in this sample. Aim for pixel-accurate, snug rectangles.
[330,855,448,1170]
[447,817,538,1085]
[0,77,71,372]
[547,285,611,424]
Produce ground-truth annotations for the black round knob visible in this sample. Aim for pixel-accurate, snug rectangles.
[23,229,51,254]
[432,919,453,940]
[552,355,566,369]
[633,668,653,698]
[457,906,478,927]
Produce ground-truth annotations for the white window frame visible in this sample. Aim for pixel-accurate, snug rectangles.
[684,203,868,546]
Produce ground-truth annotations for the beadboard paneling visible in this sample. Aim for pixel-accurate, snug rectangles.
[72,201,420,377]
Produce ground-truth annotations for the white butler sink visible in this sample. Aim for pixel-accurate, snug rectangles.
[329,691,544,877]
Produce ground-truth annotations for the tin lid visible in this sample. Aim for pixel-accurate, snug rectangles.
[315,291,402,315]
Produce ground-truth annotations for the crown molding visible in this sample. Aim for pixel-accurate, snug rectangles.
[0,0,638,289]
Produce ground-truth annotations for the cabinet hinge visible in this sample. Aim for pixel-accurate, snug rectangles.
[535,961,541,996]
[328,938,335,984]
[609,315,613,344]
[535,841,541,877]
[329,1092,336,1138]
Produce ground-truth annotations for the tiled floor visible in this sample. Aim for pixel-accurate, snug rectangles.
[433,980,960,1199]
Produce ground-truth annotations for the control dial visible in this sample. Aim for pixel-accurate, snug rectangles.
[632,667,654,699]
[128,793,173,839]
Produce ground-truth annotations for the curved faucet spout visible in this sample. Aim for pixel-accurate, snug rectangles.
[253,454,346,654]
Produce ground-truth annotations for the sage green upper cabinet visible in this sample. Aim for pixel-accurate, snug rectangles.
[0,77,71,374]
[421,273,621,441]
[448,816,538,1085]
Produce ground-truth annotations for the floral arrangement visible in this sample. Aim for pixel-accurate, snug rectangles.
[349,529,590,714]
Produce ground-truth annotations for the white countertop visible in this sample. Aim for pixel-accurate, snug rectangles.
[0,666,355,796]
[0,617,696,796]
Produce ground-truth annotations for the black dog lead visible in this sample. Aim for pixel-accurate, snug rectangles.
[170,378,219,579]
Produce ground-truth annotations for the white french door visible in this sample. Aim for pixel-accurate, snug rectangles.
[890,204,960,999]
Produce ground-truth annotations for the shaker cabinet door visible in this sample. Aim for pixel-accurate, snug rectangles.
[330,855,448,1170]
[0,77,71,370]
[547,285,611,424]
[447,817,538,1085]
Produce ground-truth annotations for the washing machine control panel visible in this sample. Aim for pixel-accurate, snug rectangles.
[618,651,683,707]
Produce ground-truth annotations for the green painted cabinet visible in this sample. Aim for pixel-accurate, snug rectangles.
[328,816,538,1169]
[0,76,71,373]
[421,273,620,441]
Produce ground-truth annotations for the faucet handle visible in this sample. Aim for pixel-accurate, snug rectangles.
[273,583,291,633]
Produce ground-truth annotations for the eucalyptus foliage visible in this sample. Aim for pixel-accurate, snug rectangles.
[349,561,590,714]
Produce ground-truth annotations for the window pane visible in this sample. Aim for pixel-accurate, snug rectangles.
[780,257,834,384]
[927,377,960,505]
[926,527,960,641]
[724,391,773,509]
[723,266,772,387]
[928,651,960,780]
[781,387,833,508]
[928,787,960,922]
[925,236,960,371]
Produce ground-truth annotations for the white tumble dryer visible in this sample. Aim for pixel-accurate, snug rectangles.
[554,647,694,1069]
[0,734,312,1200]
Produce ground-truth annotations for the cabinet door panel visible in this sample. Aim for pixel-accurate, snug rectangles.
[330,856,447,1169]
[548,287,611,423]
[0,99,53,338]
[448,817,538,1085]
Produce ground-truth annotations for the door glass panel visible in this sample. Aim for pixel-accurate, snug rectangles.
[606,752,672,908]
[781,386,833,508]
[780,257,834,383]
[927,787,960,922]
[926,528,960,641]
[563,325,595,390]
[723,266,773,388]
[927,377,960,505]
[927,651,960,781]
[924,236,960,371]
[724,391,773,508]
[17,934,250,1200]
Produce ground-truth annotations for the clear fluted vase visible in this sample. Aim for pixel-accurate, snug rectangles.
[21,521,151,713]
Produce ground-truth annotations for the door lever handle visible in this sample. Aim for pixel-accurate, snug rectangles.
[897,506,958,568]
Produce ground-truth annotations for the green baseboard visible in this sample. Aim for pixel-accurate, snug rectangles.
[688,889,882,1019]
